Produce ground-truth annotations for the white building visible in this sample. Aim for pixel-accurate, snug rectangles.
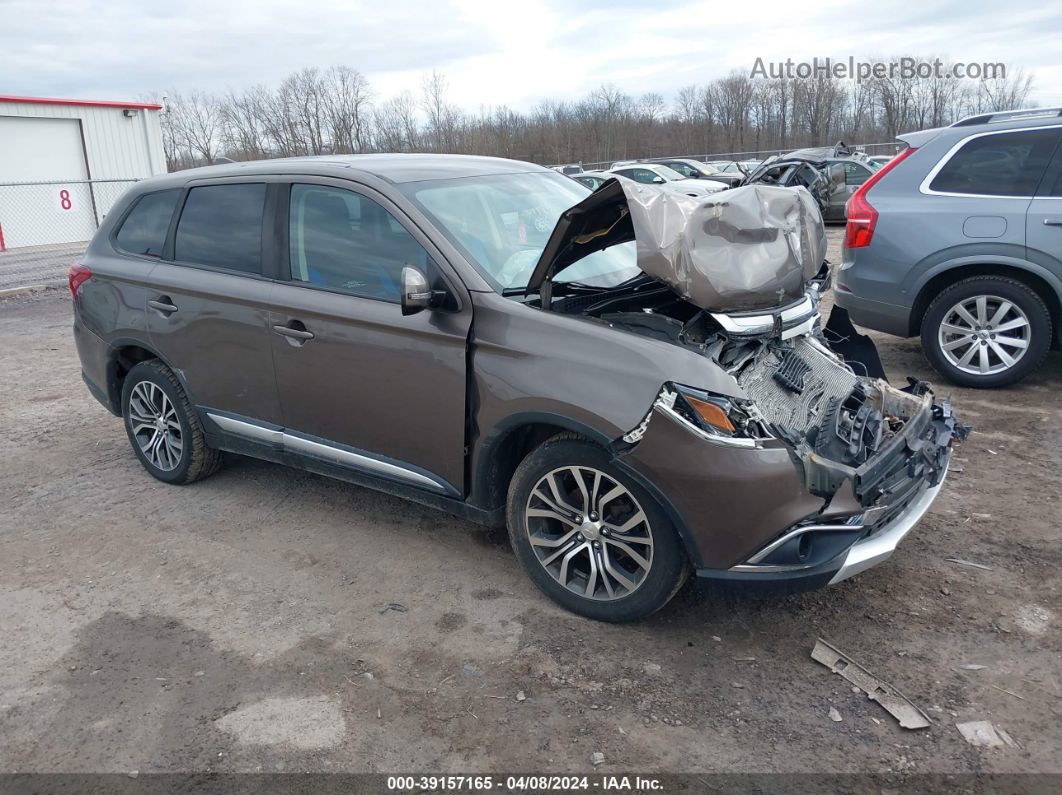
[0,95,167,250]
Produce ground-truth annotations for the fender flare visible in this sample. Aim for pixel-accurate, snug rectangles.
[104,336,197,414]
[471,409,699,565]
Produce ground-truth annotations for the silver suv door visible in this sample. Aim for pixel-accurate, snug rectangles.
[923,127,1060,252]
[1025,134,1062,291]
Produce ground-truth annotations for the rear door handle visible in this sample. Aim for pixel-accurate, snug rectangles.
[272,322,315,345]
[148,297,178,315]
[1043,218,1062,227]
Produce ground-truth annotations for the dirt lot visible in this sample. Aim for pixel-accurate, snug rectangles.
[1,234,1060,778]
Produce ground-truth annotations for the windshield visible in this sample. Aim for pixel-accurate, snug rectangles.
[400,171,639,292]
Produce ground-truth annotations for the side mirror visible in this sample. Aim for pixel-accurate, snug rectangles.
[401,266,443,316]
[651,176,665,184]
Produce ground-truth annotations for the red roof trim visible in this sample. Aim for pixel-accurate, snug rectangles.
[0,95,162,110]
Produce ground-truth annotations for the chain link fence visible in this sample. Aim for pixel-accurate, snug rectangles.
[0,178,139,291]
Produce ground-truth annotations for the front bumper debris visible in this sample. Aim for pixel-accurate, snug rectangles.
[826,456,948,584]
[620,383,966,588]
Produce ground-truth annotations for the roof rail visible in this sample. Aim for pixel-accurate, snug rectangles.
[952,107,1062,127]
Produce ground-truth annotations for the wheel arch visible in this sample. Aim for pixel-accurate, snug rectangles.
[469,411,614,518]
[469,411,698,566]
[105,337,192,414]
[910,262,1062,344]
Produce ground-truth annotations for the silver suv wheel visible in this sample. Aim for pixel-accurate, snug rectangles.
[524,465,654,601]
[128,380,184,471]
[938,294,1030,376]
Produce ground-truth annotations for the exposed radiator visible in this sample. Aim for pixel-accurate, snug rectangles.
[736,337,861,434]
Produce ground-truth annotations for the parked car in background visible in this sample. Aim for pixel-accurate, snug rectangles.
[716,160,761,175]
[836,108,1062,387]
[867,155,895,168]
[652,158,743,187]
[69,154,964,621]
[571,170,612,190]
[743,143,877,221]
[607,163,724,197]
[552,164,583,175]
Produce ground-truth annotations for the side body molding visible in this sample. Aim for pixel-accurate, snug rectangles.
[206,412,455,495]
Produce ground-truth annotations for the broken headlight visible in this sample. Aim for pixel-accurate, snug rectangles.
[668,384,772,445]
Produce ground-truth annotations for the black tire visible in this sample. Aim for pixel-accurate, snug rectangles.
[121,360,223,484]
[921,276,1051,388]
[506,435,689,622]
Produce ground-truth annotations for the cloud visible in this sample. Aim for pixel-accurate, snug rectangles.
[2,0,1059,108]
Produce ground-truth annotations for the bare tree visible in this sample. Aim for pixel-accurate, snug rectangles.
[323,66,373,153]
[714,72,754,151]
[220,86,267,160]
[422,70,461,151]
[157,56,1037,171]
[978,67,1034,112]
[166,90,223,166]
[374,91,420,152]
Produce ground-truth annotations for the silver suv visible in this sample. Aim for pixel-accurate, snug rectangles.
[836,108,1062,387]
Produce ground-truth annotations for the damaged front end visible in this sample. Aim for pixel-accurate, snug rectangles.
[530,179,968,587]
[619,318,968,585]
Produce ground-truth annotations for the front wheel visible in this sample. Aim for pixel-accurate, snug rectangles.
[921,276,1052,388]
[506,436,688,622]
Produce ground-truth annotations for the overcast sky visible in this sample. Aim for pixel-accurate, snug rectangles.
[3,0,1060,110]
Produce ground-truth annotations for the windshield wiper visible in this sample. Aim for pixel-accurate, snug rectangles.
[560,273,650,292]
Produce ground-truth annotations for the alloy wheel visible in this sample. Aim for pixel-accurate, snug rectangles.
[524,466,654,601]
[938,294,1030,376]
[128,381,184,472]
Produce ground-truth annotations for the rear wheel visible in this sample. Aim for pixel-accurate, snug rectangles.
[921,276,1051,388]
[121,360,222,484]
[506,436,688,621]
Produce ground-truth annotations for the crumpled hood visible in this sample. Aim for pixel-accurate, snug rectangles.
[526,178,827,312]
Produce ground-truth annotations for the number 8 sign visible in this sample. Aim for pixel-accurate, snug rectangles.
[54,187,74,212]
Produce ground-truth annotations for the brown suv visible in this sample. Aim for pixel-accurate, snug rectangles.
[71,155,964,621]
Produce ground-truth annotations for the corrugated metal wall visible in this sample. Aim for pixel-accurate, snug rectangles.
[0,100,166,248]
[0,100,166,179]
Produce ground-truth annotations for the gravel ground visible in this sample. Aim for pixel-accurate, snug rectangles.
[1,230,1059,778]
[0,242,86,291]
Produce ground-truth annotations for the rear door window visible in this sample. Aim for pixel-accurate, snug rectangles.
[616,168,658,184]
[930,129,1061,196]
[666,162,696,177]
[174,183,267,273]
[843,162,871,186]
[288,183,430,302]
[114,189,181,257]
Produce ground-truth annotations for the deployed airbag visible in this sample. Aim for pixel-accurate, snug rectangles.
[527,178,827,313]
[623,182,827,312]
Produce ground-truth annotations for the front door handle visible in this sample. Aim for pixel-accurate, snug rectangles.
[1043,218,1062,227]
[272,322,315,346]
[148,297,178,315]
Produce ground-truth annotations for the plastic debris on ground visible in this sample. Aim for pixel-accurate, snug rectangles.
[810,638,931,730]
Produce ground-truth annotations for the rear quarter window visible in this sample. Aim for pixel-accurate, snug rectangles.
[930,129,1060,196]
[174,183,267,273]
[114,189,181,257]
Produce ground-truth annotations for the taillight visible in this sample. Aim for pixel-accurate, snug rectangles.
[68,264,92,297]
[844,147,917,249]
